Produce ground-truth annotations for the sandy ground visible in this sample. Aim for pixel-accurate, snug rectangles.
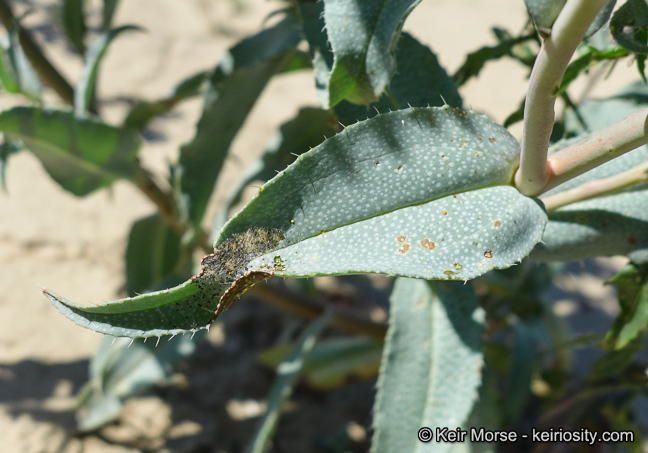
[0,1,638,452]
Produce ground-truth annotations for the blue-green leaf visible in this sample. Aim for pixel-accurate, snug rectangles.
[0,107,140,195]
[323,0,422,107]
[177,13,301,238]
[371,278,483,453]
[46,107,546,338]
[525,0,566,31]
[0,14,41,101]
[76,332,205,431]
[75,25,141,116]
[534,92,648,263]
[213,107,339,229]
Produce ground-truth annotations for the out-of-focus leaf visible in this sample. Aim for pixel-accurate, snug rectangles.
[258,337,382,390]
[75,25,141,116]
[125,214,184,296]
[586,1,617,38]
[0,107,140,195]
[525,0,566,32]
[61,0,86,55]
[177,13,301,239]
[605,263,648,349]
[453,32,536,87]
[323,0,422,107]
[0,136,20,192]
[46,107,547,338]
[610,0,648,54]
[123,70,210,131]
[590,336,643,381]
[371,278,483,453]
[102,0,120,31]
[213,107,338,230]
[76,331,205,431]
[533,91,648,263]
[502,321,536,425]
[247,314,330,453]
[334,32,462,125]
[559,45,628,97]
[0,14,41,101]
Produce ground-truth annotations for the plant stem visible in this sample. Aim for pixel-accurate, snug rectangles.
[0,0,75,106]
[542,107,648,194]
[541,160,648,211]
[515,0,609,196]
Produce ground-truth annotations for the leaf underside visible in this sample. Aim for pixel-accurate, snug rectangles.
[47,107,547,338]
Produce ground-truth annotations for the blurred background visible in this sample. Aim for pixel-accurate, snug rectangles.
[0,0,641,451]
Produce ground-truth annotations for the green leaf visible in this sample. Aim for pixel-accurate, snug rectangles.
[524,0,566,31]
[76,332,205,432]
[247,314,330,453]
[46,107,546,338]
[123,70,210,131]
[502,321,536,426]
[605,263,648,349]
[61,0,86,55]
[323,0,422,107]
[258,337,383,390]
[75,25,142,116]
[125,214,184,296]
[453,31,536,87]
[586,1,616,38]
[0,14,41,101]
[335,32,462,125]
[177,13,301,237]
[559,45,628,97]
[610,0,648,54]
[0,136,20,192]
[213,107,339,229]
[102,0,120,31]
[0,107,140,195]
[371,278,483,453]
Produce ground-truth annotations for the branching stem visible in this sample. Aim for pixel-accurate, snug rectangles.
[541,159,648,211]
[516,0,609,196]
[542,107,648,196]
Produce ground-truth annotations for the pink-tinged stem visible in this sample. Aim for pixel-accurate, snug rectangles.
[515,0,610,196]
[542,107,648,194]
[541,159,648,212]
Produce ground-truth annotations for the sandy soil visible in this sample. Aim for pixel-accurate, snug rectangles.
[0,1,637,452]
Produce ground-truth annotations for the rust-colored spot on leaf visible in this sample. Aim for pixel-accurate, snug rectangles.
[474,152,479,157]
[453,262,462,270]
[628,237,638,245]
[484,250,493,259]
[449,138,454,142]
[396,235,407,243]
[442,210,448,215]
[489,137,496,144]
[494,220,501,228]
[398,243,411,254]
[478,136,483,140]
[428,117,434,123]
[420,239,437,251]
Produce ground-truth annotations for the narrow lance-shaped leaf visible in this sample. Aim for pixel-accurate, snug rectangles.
[61,0,87,55]
[323,0,422,107]
[247,314,330,453]
[123,70,210,132]
[0,13,42,101]
[102,0,120,31]
[46,106,547,338]
[177,13,301,238]
[0,107,140,196]
[75,26,141,116]
[371,278,483,453]
[604,263,648,350]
